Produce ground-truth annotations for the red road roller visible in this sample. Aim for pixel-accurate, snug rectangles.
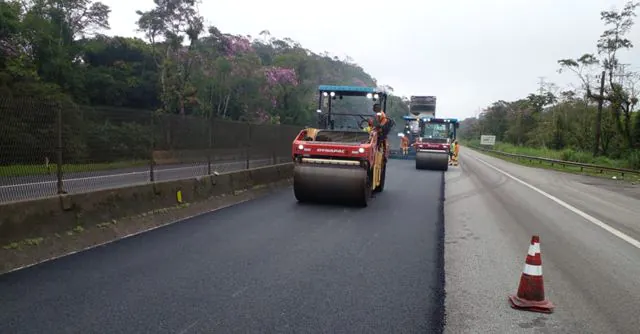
[291,85,394,206]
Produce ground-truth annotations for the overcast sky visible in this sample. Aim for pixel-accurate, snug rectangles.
[103,0,640,120]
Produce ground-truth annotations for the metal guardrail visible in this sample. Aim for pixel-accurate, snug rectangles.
[470,145,640,177]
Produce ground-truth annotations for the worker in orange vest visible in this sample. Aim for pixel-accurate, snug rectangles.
[451,140,460,166]
[370,103,394,150]
[400,135,409,155]
[371,104,388,128]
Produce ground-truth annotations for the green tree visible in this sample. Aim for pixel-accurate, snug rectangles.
[596,1,639,150]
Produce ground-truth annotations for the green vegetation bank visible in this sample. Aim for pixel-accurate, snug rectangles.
[458,1,640,170]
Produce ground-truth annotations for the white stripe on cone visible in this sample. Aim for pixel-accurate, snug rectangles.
[523,263,543,276]
[527,242,541,256]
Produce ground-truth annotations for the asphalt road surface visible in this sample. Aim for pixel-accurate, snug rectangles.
[3,147,638,333]
[0,158,280,203]
[445,147,640,333]
[0,159,446,333]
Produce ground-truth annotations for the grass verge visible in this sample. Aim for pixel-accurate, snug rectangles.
[0,160,150,177]
[462,139,640,170]
[462,142,640,184]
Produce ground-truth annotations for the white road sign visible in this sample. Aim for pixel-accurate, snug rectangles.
[480,135,496,146]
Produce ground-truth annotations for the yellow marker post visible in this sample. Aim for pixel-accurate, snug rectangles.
[176,190,183,203]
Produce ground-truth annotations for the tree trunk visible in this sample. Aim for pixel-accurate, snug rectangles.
[222,94,230,118]
[624,106,632,149]
[179,98,185,117]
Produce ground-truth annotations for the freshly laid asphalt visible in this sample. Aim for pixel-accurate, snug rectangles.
[3,146,639,333]
[0,158,278,203]
[0,159,446,333]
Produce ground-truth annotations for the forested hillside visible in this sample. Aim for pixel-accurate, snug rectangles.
[0,0,410,168]
[459,1,640,169]
[0,0,408,125]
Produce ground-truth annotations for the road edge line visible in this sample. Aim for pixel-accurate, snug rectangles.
[469,153,640,250]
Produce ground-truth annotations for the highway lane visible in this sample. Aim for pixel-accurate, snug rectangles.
[0,158,283,203]
[0,159,446,333]
[444,147,640,333]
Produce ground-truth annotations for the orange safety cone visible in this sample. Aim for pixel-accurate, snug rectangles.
[508,235,555,313]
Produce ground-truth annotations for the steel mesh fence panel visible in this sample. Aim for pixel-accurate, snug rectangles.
[59,105,155,194]
[0,96,59,202]
[0,96,303,203]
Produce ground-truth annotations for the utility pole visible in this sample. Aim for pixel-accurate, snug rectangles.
[537,77,546,95]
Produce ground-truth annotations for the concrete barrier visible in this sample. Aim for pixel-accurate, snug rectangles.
[0,163,294,247]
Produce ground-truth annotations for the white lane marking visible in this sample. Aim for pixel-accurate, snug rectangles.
[232,286,250,298]
[357,232,379,257]
[472,155,640,250]
[177,320,200,334]
[0,159,272,189]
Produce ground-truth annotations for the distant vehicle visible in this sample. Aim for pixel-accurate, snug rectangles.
[390,95,437,160]
[409,95,436,119]
[414,117,459,171]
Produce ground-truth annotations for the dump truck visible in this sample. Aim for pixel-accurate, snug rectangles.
[409,95,436,119]
[291,85,393,206]
[415,117,459,171]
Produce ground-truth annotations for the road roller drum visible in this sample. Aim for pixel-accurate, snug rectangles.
[416,150,449,171]
[294,164,370,206]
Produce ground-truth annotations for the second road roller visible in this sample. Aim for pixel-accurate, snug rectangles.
[291,85,395,207]
[414,117,459,171]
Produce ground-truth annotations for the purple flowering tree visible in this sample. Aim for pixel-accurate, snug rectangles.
[221,34,253,57]
[258,66,299,124]
[193,29,260,120]
[352,78,368,87]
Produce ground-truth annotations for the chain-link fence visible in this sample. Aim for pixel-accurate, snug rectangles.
[0,96,301,203]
